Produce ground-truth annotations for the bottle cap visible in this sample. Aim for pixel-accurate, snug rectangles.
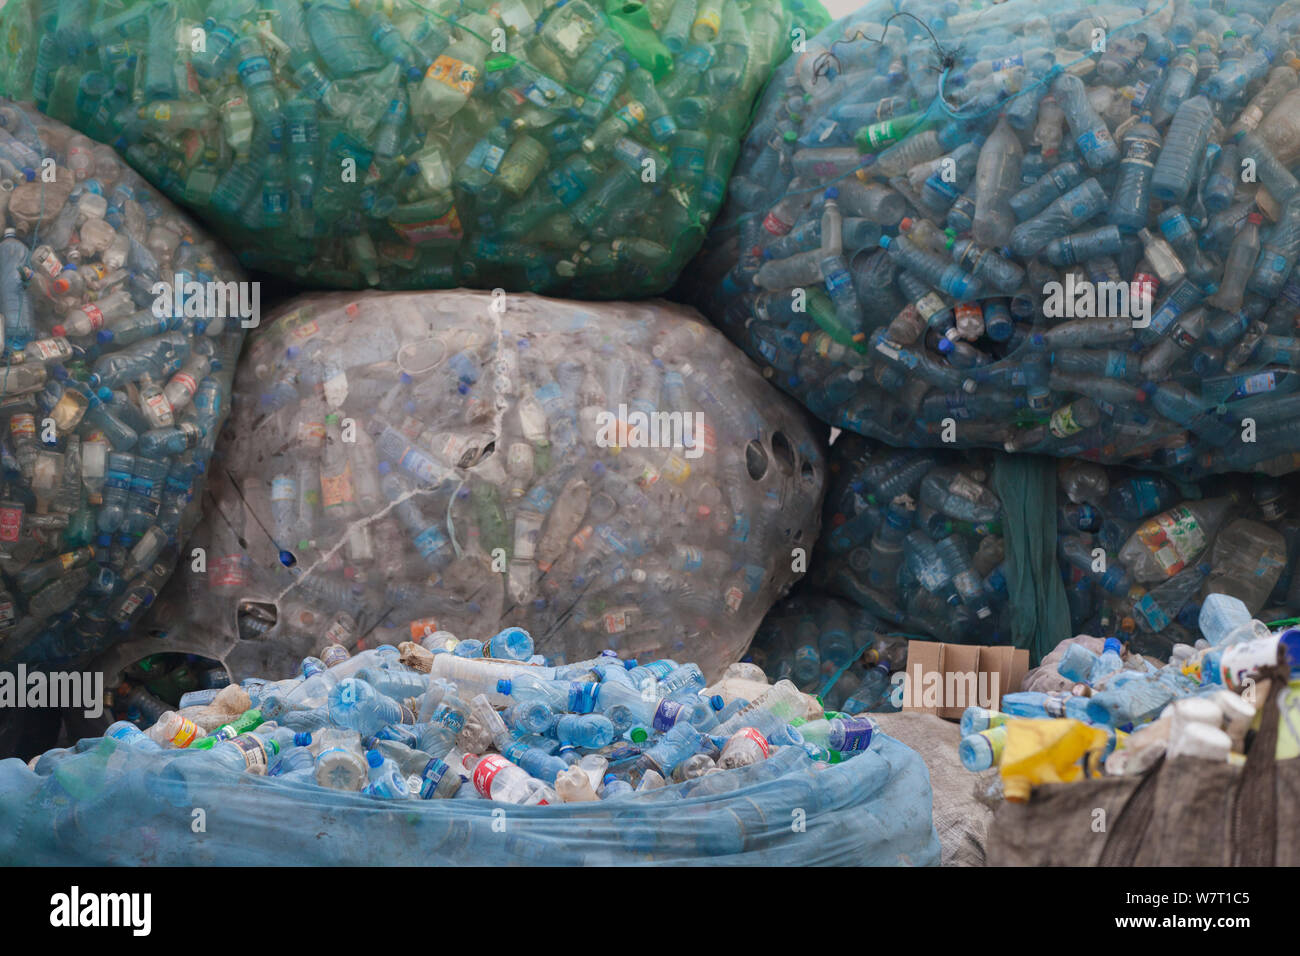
[824,186,839,200]
[366,750,384,768]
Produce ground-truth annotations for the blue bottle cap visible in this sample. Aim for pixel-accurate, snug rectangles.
[878,235,891,249]
[96,330,114,344]
[294,732,312,747]
[96,535,112,548]
[1103,637,1122,655]
[278,550,296,568]
[366,750,384,768]
[710,695,725,711]
[824,186,839,199]
[497,679,512,695]
[377,460,391,475]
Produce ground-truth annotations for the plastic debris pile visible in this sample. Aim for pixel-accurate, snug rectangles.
[959,593,1300,801]
[685,0,1300,479]
[0,100,246,667]
[138,290,824,680]
[2,0,829,295]
[0,633,942,865]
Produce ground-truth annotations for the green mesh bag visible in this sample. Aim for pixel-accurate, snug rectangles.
[3,0,826,295]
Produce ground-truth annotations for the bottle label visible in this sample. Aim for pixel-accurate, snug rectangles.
[212,555,249,589]
[762,212,793,236]
[653,699,684,733]
[230,735,269,773]
[1219,637,1282,691]
[1234,371,1277,397]
[427,56,479,95]
[835,718,873,751]
[270,476,295,504]
[79,304,106,330]
[321,644,350,667]
[736,727,771,758]
[1135,593,1170,631]
[389,207,463,244]
[472,754,509,797]
[602,609,630,633]
[320,464,355,509]
[1137,506,1205,576]
[297,419,326,446]
[0,504,23,544]
[0,598,14,630]
[408,616,439,640]
[1049,403,1086,438]
[168,717,199,748]
[143,390,173,424]
[724,585,744,613]
[692,9,722,35]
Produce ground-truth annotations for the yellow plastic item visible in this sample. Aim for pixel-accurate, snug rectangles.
[998,719,1110,802]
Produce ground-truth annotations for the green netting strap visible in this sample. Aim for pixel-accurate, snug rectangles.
[992,454,1071,667]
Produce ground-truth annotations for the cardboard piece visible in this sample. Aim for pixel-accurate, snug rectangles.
[901,641,1029,719]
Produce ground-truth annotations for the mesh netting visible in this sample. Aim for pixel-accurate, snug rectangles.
[0,101,246,669]
[1,0,829,296]
[684,0,1300,479]
[136,290,825,683]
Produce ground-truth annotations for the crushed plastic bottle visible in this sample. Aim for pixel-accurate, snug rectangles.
[0,0,830,296]
[686,2,1300,480]
[0,101,246,667]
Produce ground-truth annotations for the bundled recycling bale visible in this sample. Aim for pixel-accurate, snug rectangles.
[795,431,1297,667]
[2,0,829,296]
[143,290,825,681]
[684,0,1300,479]
[0,100,247,668]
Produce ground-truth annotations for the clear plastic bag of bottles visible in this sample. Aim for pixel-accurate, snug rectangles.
[0,642,941,865]
[142,289,825,682]
[784,431,1297,669]
[684,0,1300,479]
[0,101,247,668]
[3,0,829,296]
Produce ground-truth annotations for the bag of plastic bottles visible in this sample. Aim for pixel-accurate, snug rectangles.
[3,0,829,297]
[683,0,1300,479]
[0,101,247,668]
[137,289,825,683]
[0,641,941,865]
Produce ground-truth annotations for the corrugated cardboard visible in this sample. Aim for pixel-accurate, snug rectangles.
[901,641,1029,719]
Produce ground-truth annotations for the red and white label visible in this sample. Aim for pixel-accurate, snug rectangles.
[736,727,771,758]
[79,304,105,331]
[0,505,23,543]
[472,754,509,798]
[170,372,199,399]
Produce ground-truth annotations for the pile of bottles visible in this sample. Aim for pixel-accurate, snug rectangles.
[140,289,824,677]
[958,593,1299,799]
[687,0,1300,479]
[814,432,1012,644]
[793,431,1296,658]
[104,651,231,726]
[81,629,882,806]
[1053,458,1296,657]
[745,587,910,712]
[2,0,829,296]
[0,102,245,667]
